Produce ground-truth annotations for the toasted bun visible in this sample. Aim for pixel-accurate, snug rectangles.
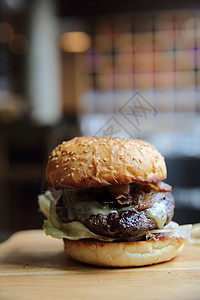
[46,137,166,188]
[63,237,185,267]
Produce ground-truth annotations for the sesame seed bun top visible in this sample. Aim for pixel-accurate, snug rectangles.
[46,137,167,188]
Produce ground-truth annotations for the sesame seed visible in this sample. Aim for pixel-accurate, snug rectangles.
[89,165,93,168]
[139,159,142,163]
[67,174,71,177]
[103,158,107,162]
[64,167,68,170]
[56,165,59,168]
[79,162,84,166]
[56,179,59,183]
[57,151,61,155]
[138,166,142,170]
[83,149,88,153]
[71,173,74,177]
[71,157,76,161]
[71,167,76,170]
[61,178,64,182]
[109,166,114,170]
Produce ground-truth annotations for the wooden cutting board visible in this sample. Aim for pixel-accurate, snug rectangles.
[0,230,199,300]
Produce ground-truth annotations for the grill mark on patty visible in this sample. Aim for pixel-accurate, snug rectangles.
[85,211,157,239]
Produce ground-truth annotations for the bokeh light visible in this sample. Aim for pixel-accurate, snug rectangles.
[182,17,200,40]
[9,34,29,55]
[60,31,91,53]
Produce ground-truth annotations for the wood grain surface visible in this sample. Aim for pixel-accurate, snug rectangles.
[0,230,199,300]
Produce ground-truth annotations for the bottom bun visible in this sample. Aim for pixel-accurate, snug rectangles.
[63,237,185,267]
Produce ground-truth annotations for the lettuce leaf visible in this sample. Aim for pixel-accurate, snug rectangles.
[43,219,115,241]
[39,191,115,241]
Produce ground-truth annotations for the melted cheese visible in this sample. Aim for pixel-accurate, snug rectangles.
[144,202,167,228]
[67,201,114,223]
[65,198,167,228]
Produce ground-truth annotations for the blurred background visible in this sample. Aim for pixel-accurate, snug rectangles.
[0,0,200,238]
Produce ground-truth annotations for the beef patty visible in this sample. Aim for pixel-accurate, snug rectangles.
[55,184,174,239]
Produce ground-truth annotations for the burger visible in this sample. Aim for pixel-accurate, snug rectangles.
[38,137,191,267]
